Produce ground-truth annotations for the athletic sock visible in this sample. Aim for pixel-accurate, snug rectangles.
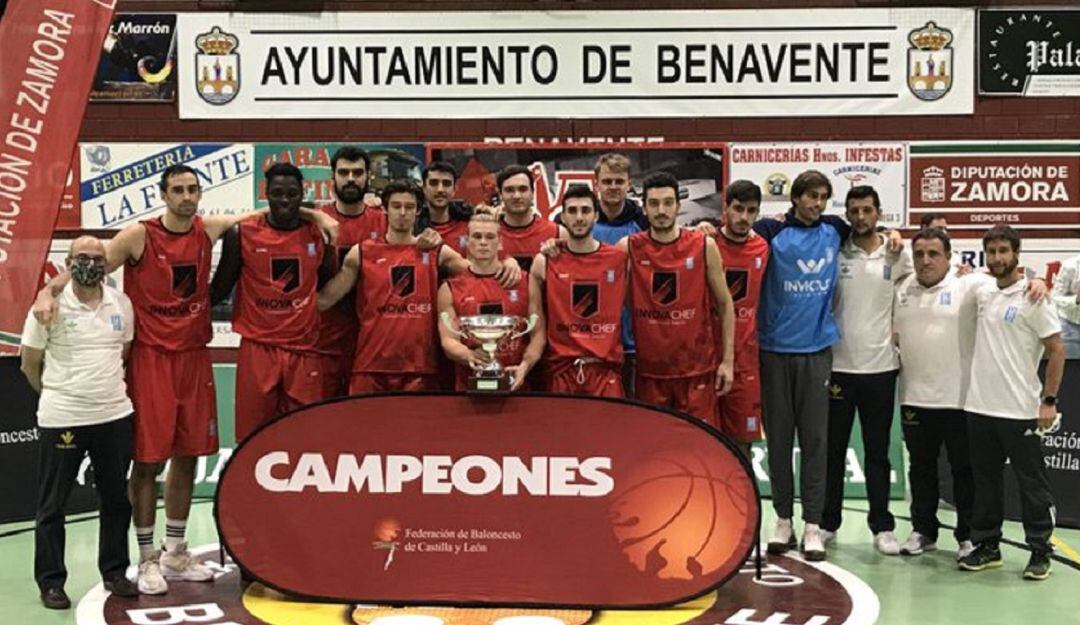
[135,526,156,561]
[165,518,187,553]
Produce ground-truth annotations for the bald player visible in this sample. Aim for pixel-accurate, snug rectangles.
[318,181,521,392]
[438,211,543,391]
[620,172,735,422]
[529,185,627,396]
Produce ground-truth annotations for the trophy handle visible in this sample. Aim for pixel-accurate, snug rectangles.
[511,314,538,340]
[439,311,468,339]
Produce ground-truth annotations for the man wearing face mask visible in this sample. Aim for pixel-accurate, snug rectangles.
[211,163,334,440]
[21,237,140,608]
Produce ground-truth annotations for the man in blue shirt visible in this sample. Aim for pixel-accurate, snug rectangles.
[754,170,848,562]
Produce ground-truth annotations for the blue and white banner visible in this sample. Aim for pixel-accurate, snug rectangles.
[79,142,255,229]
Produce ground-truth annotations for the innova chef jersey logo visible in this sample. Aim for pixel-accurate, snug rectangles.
[195,26,240,104]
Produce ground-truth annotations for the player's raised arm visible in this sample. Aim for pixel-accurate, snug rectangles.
[318,244,361,311]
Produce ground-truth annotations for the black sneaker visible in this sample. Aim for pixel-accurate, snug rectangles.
[40,587,70,610]
[1023,552,1052,581]
[958,543,1003,571]
[104,575,140,597]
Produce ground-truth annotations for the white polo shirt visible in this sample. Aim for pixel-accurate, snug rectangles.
[832,234,912,374]
[965,278,1062,421]
[1051,254,1080,325]
[894,272,992,409]
[21,284,134,428]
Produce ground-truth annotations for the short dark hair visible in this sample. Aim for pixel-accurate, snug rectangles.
[982,224,1021,253]
[912,227,951,254]
[790,170,832,204]
[642,172,679,202]
[330,146,369,174]
[725,179,762,205]
[423,160,458,183]
[264,162,303,185]
[560,184,599,211]
[845,185,880,210]
[919,212,948,229]
[159,164,199,191]
[496,165,534,192]
[381,179,423,207]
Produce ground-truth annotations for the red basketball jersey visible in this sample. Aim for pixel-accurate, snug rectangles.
[500,215,558,274]
[124,216,212,351]
[352,241,441,374]
[715,231,769,357]
[314,205,387,357]
[431,219,470,256]
[544,244,626,366]
[629,230,716,378]
[446,269,530,372]
[232,215,325,350]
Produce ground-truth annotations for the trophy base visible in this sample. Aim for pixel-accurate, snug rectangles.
[468,373,511,393]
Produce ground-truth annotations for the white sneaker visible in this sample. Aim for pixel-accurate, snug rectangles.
[956,540,976,561]
[801,523,826,561]
[899,531,937,556]
[874,531,901,556]
[160,542,215,582]
[821,529,837,545]
[767,518,797,554]
[137,553,168,595]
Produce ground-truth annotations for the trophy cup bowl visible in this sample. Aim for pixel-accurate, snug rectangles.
[441,313,536,392]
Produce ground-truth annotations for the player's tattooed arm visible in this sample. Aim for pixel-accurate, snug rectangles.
[33,223,145,325]
[317,244,360,311]
[210,226,242,306]
[437,284,492,370]
[705,238,735,396]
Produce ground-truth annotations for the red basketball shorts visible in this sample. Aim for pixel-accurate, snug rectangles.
[636,371,717,423]
[235,339,322,441]
[349,373,438,394]
[545,360,624,398]
[716,366,763,443]
[128,343,218,463]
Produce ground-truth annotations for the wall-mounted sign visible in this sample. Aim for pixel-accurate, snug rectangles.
[979,10,1080,96]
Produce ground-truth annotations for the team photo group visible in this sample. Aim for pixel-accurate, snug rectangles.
[19,145,1069,610]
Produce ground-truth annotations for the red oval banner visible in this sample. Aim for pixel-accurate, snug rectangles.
[216,393,760,608]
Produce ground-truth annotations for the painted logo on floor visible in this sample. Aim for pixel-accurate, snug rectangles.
[77,544,878,625]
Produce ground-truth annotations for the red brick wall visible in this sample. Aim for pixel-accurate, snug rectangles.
[87,1,1080,144]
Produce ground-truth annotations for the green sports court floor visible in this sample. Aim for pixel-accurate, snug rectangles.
[1,499,1077,625]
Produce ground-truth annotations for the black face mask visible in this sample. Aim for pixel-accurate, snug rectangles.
[337,181,365,204]
[71,262,105,287]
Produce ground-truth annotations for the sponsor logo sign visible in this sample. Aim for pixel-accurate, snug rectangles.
[79,142,254,229]
[178,9,972,119]
[91,14,177,101]
[980,10,1080,96]
[215,394,760,607]
[908,142,1080,230]
[729,142,908,228]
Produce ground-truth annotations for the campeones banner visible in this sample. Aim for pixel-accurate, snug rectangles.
[217,394,760,607]
[177,9,974,119]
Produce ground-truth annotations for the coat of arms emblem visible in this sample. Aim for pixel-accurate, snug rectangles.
[195,26,240,105]
[908,21,954,101]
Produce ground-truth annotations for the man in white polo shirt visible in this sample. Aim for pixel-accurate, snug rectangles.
[960,225,1064,581]
[1051,252,1080,331]
[822,186,911,555]
[20,236,140,609]
[893,228,991,559]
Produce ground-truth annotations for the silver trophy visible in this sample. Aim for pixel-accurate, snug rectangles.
[440,313,537,392]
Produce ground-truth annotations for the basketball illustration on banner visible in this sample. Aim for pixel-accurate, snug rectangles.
[610,451,754,581]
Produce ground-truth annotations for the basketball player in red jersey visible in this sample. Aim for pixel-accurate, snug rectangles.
[438,212,543,391]
[496,165,568,273]
[621,172,736,422]
[211,163,332,442]
[714,180,769,456]
[529,185,627,397]
[32,163,333,594]
[422,161,473,255]
[318,181,521,393]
